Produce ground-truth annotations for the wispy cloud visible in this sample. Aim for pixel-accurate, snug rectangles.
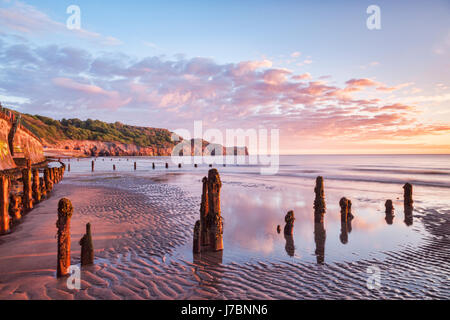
[0,0,122,46]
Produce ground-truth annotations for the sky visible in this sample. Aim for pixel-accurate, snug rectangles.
[0,0,449,154]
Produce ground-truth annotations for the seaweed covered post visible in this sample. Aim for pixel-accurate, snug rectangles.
[9,194,21,222]
[193,220,201,254]
[32,169,41,203]
[314,176,326,222]
[0,175,10,234]
[22,168,33,211]
[56,198,73,277]
[207,169,223,251]
[79,223,94,266]
[200,177,209,247]
[284,210,295,236]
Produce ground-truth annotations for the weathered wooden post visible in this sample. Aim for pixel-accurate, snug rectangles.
[193,220,201,254]
[403,183,413,207]
[56,198,73,277]
[68,164,71,172]
[194,164,198,168]
[314,176,326,223]
[165,163,169,169]
[22,168,33,210]
[113,164,116,171]
[40,178,47,199]
[207,169,223,251]
[9,194,21,222]
[32,169,41,203]
[284,210,295,235]
[178,163,182,168]
[44,168,53,193]
[152,163,155,170]
[79,223,94,266]
[134,162,137,171]
[385,200,394,225]
[91,160,95,172]
[0,175,10,234]
[200,177,209,246]
[385,200,394,215]
[339,197,349,222]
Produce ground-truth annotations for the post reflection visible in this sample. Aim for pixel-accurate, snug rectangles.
[404,205,413,227]
[339,218,353,245]
[284,234,295,257]
[314,222,326,264]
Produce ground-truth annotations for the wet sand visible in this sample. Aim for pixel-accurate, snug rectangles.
[0,169,448,300]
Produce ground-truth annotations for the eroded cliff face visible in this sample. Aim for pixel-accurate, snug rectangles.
[45,139,249,157]
[45,140,174,157]
[0,118,16,170]
[13,127,45,164]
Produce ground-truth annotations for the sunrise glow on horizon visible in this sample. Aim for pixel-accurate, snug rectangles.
[0,0,449,154]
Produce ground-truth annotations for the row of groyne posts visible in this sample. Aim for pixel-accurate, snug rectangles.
[191,173,415,254]
[88,159,221,172]
[0,160,94,278]
[0,161,66,235]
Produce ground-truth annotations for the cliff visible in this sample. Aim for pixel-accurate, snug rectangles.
[10,110,248,158]
[0,108,45,170]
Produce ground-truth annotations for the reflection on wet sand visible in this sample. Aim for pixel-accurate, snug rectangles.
[404,205,413,227]
[284,234,295,257]
[314,222,326,264]
[340,218,353,245]
[193,251,224,291]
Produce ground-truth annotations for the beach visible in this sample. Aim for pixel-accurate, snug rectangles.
[0,155,448,299]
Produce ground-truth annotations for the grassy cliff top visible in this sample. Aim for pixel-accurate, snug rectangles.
[20,113,176,148]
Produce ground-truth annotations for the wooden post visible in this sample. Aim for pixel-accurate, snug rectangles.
[9,194,21,222]
[200,177,209,246]
[113,165,116,171]
[44,168,53,193]
[207,169,223,251]
[32,169,41,203]
[22,168,33,210]
[91,160,95,172]
[314,176,326,223]
[165,163,169,169]
[79,223,94,266]
[403,183,413,207]
[284,210,295,235]
[68,164,71,172]
[152,163,155,170]
[0,175,10,234]
[134,162,137,171]
[40,177,47,199]
[56,198,73,277]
